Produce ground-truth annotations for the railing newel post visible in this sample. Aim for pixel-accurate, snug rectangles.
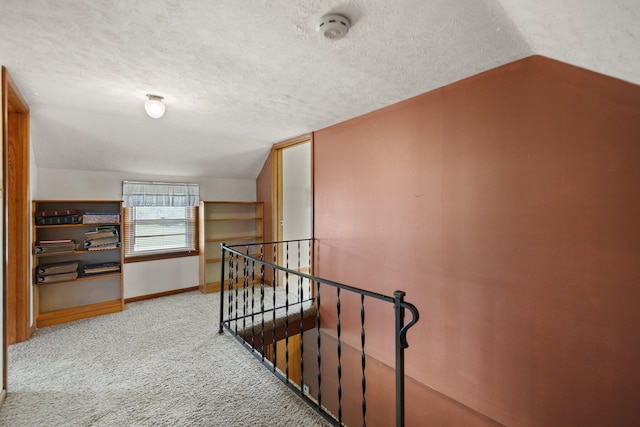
[361,294,366,427]
[316,280,322,411]
[394,290,406,427]
[337,287,342,425]
[218,243,226,334]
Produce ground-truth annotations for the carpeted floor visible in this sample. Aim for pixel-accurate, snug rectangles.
[0,291,331,427]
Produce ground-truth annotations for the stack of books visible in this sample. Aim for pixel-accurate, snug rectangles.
[35,239,77,255]
[36,261,79,284]
[81,261,121,277]
[82,212,121,224]
[34,208,80,225]
[84,226,120,251]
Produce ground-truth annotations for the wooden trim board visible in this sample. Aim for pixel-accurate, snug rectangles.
[36,299,122,328]
[3,66,31,345]
[124,286,199,303]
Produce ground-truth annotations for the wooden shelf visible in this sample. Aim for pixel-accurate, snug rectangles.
[36,272,122,286]
[36,299,123,328]
[206,217,263,222]
[203,201,259,204]
[35,222,120,229]
[35,248,120,257]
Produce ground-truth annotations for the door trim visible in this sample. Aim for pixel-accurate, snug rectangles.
[3,67,31,354]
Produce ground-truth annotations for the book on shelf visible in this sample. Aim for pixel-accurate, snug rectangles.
[87,242,121,251]
[38,239,74,245]
[37,261,79,276]
[37,271,78,284]
[35,242,77,254]
[96,225,118,229]
[84,236,120,248]
[81,261,121,276]
[84,227,118,240]
[84,212,121,215]
[82,212,120,224]
[34,209,79,218]
[36,215,81,225]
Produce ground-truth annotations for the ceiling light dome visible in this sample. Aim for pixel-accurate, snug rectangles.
[144,94,165,119]
[317,14,350,40]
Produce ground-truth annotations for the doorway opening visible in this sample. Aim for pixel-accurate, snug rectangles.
[273,134,312,274]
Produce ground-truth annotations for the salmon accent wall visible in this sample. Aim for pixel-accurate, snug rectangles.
[313,55,640,426]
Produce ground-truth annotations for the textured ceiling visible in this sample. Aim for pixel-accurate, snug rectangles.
[0,0,638,179]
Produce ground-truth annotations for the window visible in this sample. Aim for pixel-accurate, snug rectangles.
[124,206,197,258]
[122,181,200,260]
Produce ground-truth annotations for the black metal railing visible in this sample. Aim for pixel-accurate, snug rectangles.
[219,239,419,427]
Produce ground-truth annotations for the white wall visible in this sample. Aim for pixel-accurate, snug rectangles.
[282,143,312,241]
[37,168,255,202]
[37,167,256,299]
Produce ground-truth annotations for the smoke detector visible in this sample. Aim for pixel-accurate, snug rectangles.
[317,14,350,40]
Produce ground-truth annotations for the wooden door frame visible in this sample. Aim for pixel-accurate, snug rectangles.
[2,66,32,354]
[271,133,313,274]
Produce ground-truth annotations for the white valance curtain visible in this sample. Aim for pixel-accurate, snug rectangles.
[122,181,200,207]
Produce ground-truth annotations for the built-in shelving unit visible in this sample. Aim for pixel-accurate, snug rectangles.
[32,200,124,327]
[199,201,264,293]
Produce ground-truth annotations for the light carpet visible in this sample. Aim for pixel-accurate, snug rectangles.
[0,291,331,427]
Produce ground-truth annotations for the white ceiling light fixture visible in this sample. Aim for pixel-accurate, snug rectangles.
[317,14,350,40]
[144,94,165,119]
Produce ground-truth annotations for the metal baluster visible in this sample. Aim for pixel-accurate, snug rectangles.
[361,294,366,427]
[316,280,322,410]
[337,287,342,425]
[260,244,265,362]
[227,250,233,331]
[272,242,277,371]
[234,253,239,335]
[243,254,248,336]
[297,241,301,301]
[299,240,304,396]
[285,241,290,382]
[249,245,256,350]
[308,239,312,300]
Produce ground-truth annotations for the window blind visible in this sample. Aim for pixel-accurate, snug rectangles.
[122,181,199,207]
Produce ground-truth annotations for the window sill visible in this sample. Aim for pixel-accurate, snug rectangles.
[124,250,200,264]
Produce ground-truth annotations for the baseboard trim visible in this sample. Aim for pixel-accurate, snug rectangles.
[200,278,275,294]
[125,286,199,304]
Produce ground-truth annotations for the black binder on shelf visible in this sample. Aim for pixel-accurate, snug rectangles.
[35,215,81,225]
[37,261,79,276]
[35,242,77,254]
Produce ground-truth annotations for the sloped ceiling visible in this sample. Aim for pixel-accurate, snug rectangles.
[0,0,638,179]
